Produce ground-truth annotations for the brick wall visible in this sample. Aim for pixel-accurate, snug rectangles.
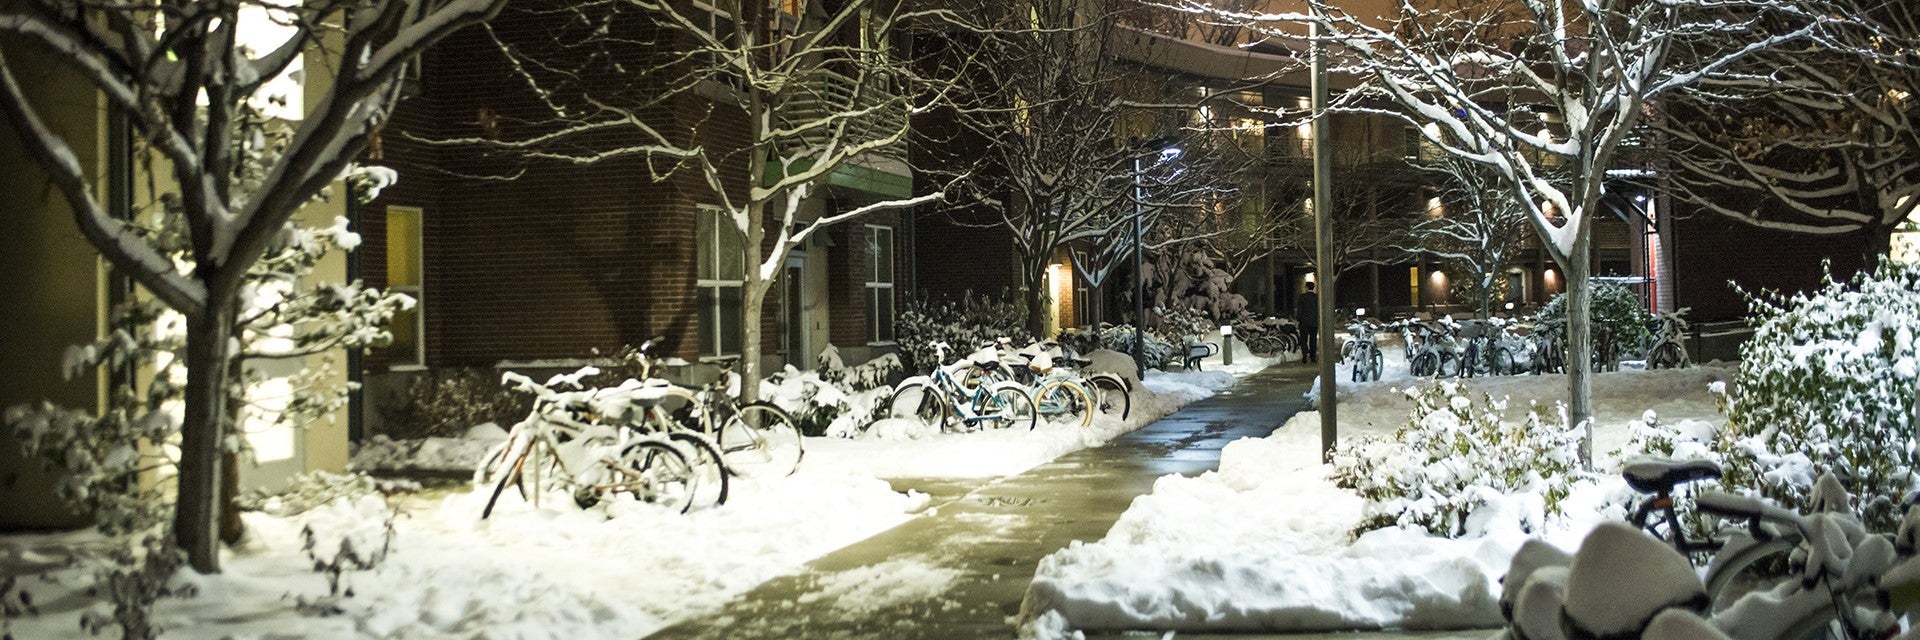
[1669,211,1872,322]
[366,6,776,368]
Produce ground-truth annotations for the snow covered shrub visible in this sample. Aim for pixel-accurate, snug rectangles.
[380,368,532,439]
[235,471,407,609]
[298,494,398,606]
[1331,382,1585,537]
[1534,283,1652,369]
[896,292,1031,373]
[761,349,902,437]
[1718,263,1920,530]
[1134,242,1249,331]
[1611,411,1723,464]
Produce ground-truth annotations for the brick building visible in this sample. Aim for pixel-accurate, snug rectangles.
[355,2,914,433]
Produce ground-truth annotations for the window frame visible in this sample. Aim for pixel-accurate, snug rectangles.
[698,206,746,358]
[385,205,426,370]
[864,224,896,345]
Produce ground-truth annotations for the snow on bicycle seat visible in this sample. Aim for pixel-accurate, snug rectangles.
[1623,456,1723,494]
[630,378,675,407]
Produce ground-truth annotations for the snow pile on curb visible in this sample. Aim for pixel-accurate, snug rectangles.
[1020,365,1733,638]
[1019,416,1515,636]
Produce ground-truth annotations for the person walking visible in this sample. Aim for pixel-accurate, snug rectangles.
[1297,281,1320,363]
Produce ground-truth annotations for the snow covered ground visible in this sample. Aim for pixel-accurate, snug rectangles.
[0,361,1264,640]
[1021,362,1734,638]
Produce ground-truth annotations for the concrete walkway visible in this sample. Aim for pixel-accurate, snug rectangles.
[645,363,1320,640]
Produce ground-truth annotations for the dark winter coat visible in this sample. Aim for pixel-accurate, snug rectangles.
[1296,291,1320,328]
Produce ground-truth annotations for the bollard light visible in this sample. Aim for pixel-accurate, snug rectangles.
[1220,325,1234,366]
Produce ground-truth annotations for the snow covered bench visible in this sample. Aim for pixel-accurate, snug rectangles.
[1182,339,1219,371]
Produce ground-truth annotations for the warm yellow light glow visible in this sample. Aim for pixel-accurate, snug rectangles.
[1426,197,1445,218]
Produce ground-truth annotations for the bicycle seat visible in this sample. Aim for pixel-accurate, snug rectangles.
[1623,457,1722,494]
[631,379,675,408]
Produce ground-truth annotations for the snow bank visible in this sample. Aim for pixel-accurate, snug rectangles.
[1020,420,1512,635]
[1021,365,1732,637]
[13,361,1251,640]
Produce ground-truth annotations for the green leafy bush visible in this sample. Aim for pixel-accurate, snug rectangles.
[1332,381,1585,537]
[1718,263,1920,530]
[1533,282,1653,369]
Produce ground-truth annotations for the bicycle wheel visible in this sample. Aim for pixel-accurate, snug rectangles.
[666,431,730,508]
[888,382,950,429]
[1035,380,1092,428]
[589,440,696,514]
[1368,348,1384,382]
[1705,535,1797,613]
[1088,374,1131,420]
[1493,348,1515,376]
[972,383,1037,431]
[1651,343,1685,369]
[717,401,804,478]
[1411,352,1438,377]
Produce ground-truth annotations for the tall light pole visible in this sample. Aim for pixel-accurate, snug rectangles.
[1132,138,1182,380]
[1311,6,1339,463]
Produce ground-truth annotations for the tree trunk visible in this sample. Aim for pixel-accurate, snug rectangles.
[1863,223,1894,273]
[1565,241,1595,468]
[740,209,767,405]
[177,294,235,574]
[1022,252,1049,339]
[219,452,242,545]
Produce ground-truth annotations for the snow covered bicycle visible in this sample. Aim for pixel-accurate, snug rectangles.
[1233,316,1300,356]
[1018,348,1132,425]
[1342,317,1384,382]
[1703,481,1920,640]
[477,370,699,519]
[621,339,803,479]
[888,342,1036,431]
[1404,318,1463,378]
[1642,309,1691,370]
[1485,317,1535,376]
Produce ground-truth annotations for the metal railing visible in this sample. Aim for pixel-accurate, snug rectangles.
[780,69,907,162]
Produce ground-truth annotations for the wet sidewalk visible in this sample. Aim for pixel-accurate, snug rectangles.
[645,363,1319,640]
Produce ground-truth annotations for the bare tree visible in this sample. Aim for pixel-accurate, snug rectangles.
[931,0,1241,336]
[1264,149,1424,277]
[1184,0,1822,464]
[1657,1,1919,267]
[0,0,504,572]
[1405,154,1534,318]
[420,0,958,400]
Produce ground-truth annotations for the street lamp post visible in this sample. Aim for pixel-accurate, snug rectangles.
[1131,138,1181,380]
[1312,6,1339,463]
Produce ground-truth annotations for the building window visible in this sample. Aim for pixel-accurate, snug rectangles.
[699,207,745,357]
[385,206,424,367]
[865,225,895,344]
[694,1,742,87]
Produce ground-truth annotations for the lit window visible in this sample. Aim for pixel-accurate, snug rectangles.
[385,207,424,367]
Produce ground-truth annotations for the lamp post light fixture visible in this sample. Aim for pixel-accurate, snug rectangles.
[1131,137,1183,380]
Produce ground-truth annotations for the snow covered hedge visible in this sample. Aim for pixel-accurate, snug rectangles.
[895,292,1031,374]
[1718,263,1920,530]
[761,349,902,437]
[1332,382,1585,537]
[1534,283,1652,368]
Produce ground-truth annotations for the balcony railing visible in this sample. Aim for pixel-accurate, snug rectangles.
[780,69,907,162]
[1265,137,1438,168]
